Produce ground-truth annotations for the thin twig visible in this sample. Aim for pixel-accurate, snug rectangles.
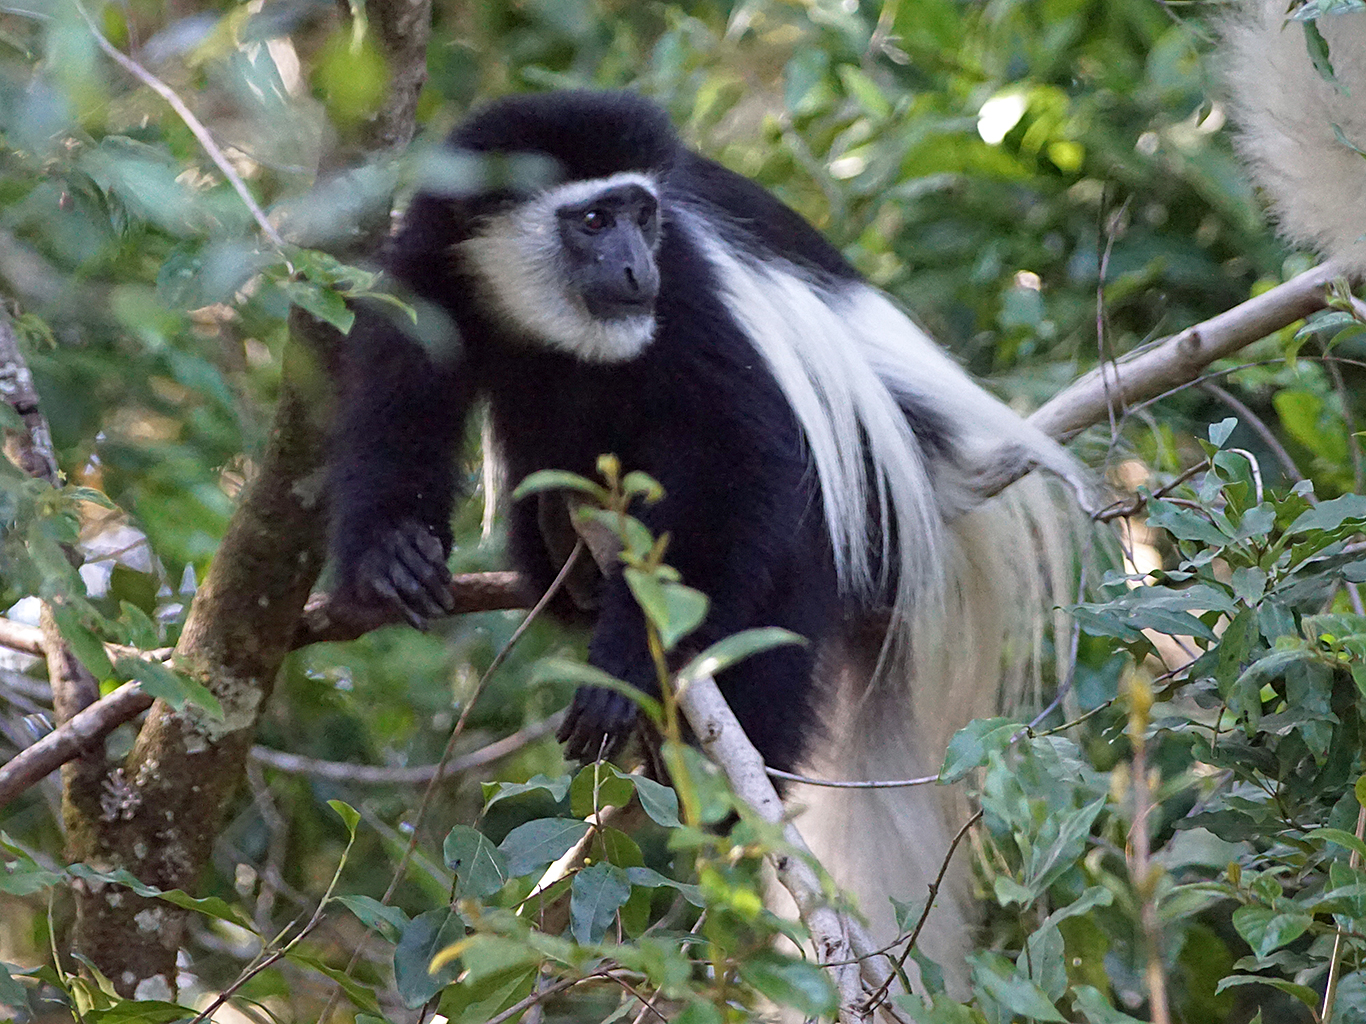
[1096,193,1133,441]
[1126,677,1171,1024]
[864,809,983,1014]
[1094,459,1208,522]
[482,973,594,1024]
[1321,803,1366,1024]
[249,714,564,784]
[765,766,938,789]
[1202,382,1305,483]
[69,0,285,249]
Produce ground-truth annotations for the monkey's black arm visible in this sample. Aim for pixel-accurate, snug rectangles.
[328,302,476,626]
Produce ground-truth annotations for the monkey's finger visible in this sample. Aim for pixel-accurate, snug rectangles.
[411,525,447,566]
[369,576,427,630]
[392,530,456,613]
[388,559,448,620]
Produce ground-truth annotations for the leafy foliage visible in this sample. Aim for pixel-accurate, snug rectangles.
[5,0,1366,1021]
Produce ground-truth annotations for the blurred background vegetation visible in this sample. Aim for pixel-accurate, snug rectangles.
[4,0,1366,1021]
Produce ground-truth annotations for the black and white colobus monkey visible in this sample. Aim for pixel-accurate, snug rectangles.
[329,90,1085,974]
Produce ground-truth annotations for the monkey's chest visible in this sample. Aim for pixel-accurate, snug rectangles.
[483,353,664,482]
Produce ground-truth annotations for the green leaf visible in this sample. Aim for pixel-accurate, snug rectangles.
[527,659,662,723]
[0,837,62,895]
[498,818,592,877]
[569,861,632,944]
[329,799,360,838]
[281,278,354,332]
[512,469,607,503]
[50,602,114,680]
[623,569,709,650]
[437,964,538,1024]
[1288,494,1366,534]
[1043,886,1114,926]
[1146,501,1231,547]
[336,895,409,942]
[624,866,705,906]
[675,627,805,683]
[1231,906,1313,958]
[119,657,223,720]
[0,961,27,1009]
[393,908,464,1009]
[737,952,838,1018]
[65,864,248,926]
[481,773,572,813]
[891,893,929,932]
[632,775,682,828]
[1024,924,1067,1001]
[1303,19,1337,84]
[595,825,644,869]
[1215,973,1320,1009]
[1024,796,1106,896]
[455,935,545,986]
[443,825,510,898]
[1305,826,1366,861]
[570,762,638,818]
[939,718,1017,782]
[85,999,196,1022]
[837,63,893,118]
[1208,417,1238,448]
[1214,607,1259,695]
[967,952,1066,1022]
[1071,985,1148,1023]
[287,950,383,1015]
[620,470,665,502]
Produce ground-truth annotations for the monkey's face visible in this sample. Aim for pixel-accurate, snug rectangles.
[555,182,660,321]
[460,172,663,363]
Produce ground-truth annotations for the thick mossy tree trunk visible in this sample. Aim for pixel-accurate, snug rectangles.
[60,0,432,995]
[65,342,332,994]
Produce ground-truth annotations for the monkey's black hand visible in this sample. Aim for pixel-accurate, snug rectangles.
[558,685,638,762]
[347,521,455,629]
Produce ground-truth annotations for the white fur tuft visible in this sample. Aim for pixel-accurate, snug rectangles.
[461,172,660,363]
[692,220,1084,631]
[1221,0,1366,274]
[688,216,1087,1000]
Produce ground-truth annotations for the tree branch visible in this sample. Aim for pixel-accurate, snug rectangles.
[0,307,58,484]
[0,683,153,808]
[1029,259,1350,441]
[247,712,564,784]
[678,672,908,1024]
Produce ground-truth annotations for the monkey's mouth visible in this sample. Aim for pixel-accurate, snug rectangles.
[583,292,656,320]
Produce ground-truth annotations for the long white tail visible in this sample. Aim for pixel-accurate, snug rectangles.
[781,473,1083,996]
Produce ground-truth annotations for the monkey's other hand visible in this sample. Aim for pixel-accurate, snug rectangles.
[346,522,455,629]
[558,686,637,762]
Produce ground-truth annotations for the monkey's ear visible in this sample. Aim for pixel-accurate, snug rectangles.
[334,521,455,630]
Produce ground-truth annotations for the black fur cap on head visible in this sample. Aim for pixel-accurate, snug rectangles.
[449,91,679,181]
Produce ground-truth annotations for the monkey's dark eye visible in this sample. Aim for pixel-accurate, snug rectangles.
[637,206,655,229]
[582,209,611,231]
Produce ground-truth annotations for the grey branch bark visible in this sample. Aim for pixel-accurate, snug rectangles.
[0,308,58,485]
[1028,259,1350,440]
